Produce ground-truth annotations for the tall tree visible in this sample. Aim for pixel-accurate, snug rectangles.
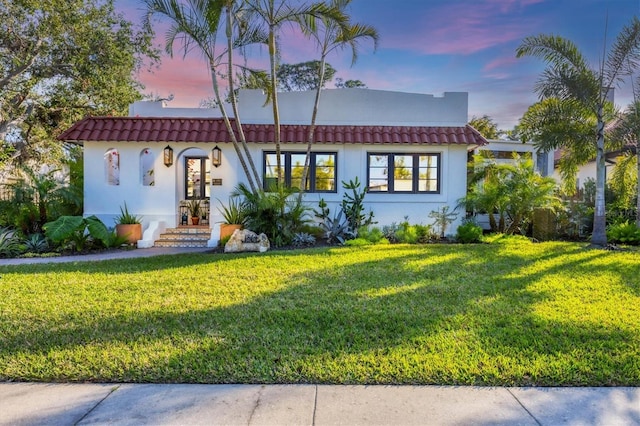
[468,115,500,140]
[334,77,367,88]
[143,0,262,192]
[516,18,640,246]
[277,60,337,91]
[296,0,378,195]
[0,0,157,173]
[517,98,614,195]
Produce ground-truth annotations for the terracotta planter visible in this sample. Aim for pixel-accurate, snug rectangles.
[220,224,242,240]
[191,217,200,226]
[115,224,142,245]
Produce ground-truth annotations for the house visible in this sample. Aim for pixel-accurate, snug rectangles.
[58,89,487,247]
[475,139,554,177]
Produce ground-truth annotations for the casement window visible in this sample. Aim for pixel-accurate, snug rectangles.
[263,152,337,192]
[185,157,210,199]
[367,153,440,193]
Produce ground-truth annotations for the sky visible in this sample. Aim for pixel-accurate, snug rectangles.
[115,0,640,130]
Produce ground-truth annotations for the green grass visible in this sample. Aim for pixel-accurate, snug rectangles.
[1,238,639,386]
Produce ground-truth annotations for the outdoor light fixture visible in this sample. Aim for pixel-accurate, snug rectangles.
[212,145,222,167]
[163,145,174,167]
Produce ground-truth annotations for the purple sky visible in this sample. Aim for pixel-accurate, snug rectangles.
[116,0,640,129]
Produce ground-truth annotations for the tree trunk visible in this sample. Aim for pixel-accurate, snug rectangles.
[268,26,282,187]
[591,108,608,246]
[298,56,326,201]
[225,4,262,190]
[210,61,257,193]
[637,139,640,227]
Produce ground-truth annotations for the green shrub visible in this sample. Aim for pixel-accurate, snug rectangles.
[607,221,640,245]
[357,226,385,243]
[345,238,372,247]
[456,221,483,243]
[395,222,418,244]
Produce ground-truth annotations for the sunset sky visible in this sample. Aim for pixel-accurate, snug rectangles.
[116,0,640,130]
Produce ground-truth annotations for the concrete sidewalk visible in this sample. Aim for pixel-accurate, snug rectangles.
[1,383,639,426]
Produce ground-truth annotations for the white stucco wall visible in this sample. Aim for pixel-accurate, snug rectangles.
[130,89,469,127]
[85,139,469,233]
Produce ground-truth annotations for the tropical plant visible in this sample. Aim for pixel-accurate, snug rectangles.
[217,197,247,225]
[456,220,483,244]
[291,232,316,247]
[516,17,640,246]
[319,208,354,245]
[428,206,458,239]
[187,199,202,218]
[143,0,262,192]
[357,226,385,244]
[460,155,558,235]
[608,98,640,226]
[115,202,141,225]
[340,177,375,234]
[607,221,640,245]
[234,183,310,247]
[23,233,49,254]
[0,166,81,234]
[43,215,111,252]
[0,227,22,258]
[296,0,378,194]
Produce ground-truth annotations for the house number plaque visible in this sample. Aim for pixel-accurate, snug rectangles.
[211,179,223,186]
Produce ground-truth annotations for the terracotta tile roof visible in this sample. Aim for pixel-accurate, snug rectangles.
[58,117,487,146]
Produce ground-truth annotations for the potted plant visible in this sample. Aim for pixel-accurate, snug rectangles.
[188,199,202,225]
[115,202,142,244]
[217,197,246,240]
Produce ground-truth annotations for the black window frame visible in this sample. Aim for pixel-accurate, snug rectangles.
[263,151,337,193]
[366,152,441,194]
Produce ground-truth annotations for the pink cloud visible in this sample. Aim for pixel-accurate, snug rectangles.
[383,1,543,55]
[483,55,519,72]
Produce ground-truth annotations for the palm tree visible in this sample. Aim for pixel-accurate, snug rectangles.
[518,98,610,195]
[608,99,640,226]
[516,17,640,246]
[297,0,378,198]
[143,0,261,192]
[243,0,347,186]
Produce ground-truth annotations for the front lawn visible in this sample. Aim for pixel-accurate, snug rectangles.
[1,238,639,385]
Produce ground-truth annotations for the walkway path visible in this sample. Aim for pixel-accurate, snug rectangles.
[1,383,639,425]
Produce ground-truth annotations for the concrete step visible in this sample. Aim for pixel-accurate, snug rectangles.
[154,240,209,248]
[154,227,211,248]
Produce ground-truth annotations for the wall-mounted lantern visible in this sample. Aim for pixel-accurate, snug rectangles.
[212,145,222,168]
[163,145,174,167]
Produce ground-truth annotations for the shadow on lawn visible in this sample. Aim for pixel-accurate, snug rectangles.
[1,243,639,385]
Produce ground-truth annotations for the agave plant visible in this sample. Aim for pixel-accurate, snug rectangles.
[0,227,23,257]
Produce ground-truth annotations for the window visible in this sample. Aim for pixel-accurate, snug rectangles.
[185,157,210,199]
[264,151,336,192]
[140,148,155,186]
[367,153,440,193]
[104,148,120,185]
